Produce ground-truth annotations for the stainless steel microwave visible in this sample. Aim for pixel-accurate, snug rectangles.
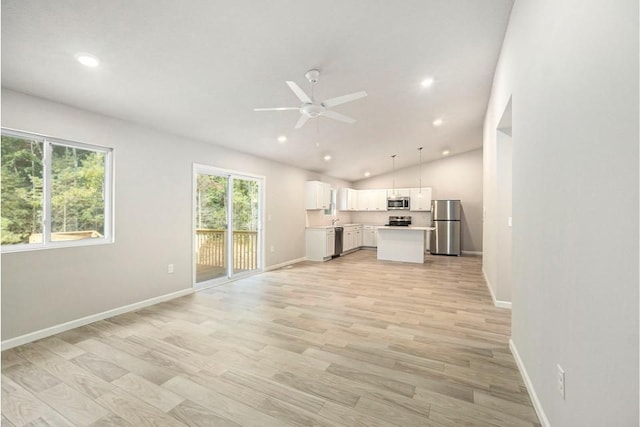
[387,196,410,210]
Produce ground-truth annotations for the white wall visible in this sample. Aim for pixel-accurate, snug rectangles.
[352,148,483,252]
[0,89,350,342]
[495,129,512,303]
[483,0,638,425]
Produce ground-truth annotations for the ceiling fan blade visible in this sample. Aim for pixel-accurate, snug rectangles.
[322,90,368,108]
[254,107,300,111]
[294,115,310,129]
[286,81,312,104]
[320,110,356,124]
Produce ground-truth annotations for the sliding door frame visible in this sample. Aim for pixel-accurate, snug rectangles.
[192,163,265,290]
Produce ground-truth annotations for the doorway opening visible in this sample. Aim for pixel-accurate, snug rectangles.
[193,165,264,288]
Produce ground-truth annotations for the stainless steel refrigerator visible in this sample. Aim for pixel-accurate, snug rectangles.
[430,200,461,256]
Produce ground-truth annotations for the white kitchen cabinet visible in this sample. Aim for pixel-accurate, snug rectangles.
[387,188,411,198]
[357,190,370,211]
[306,228,335,261]
[372,189,387,211]
[362,226,377,247]
[409,187,432,211]
[354,226,362,247]
[343,227,354,252]
[358,189,387,211]
[342,225,363,253]
[305,181,331,210]
[338,188,358,211]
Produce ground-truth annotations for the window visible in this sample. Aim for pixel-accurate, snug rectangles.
[324,188,337,216]
[1,129,113,251]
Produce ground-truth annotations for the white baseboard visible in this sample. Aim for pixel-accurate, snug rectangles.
[1,288,194,351]
[509,339,551,427]
[481,267,512,309]
[462,250,483,256]
[265,257,306,272]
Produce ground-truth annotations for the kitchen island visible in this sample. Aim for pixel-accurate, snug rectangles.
[377,226,435,264]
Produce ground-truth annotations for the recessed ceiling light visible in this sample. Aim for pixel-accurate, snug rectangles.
[323,155,332,161]
[364,171,371,177]
[442,150,450,156]
[420,77,434,88]
[75,53,100,68]
[277,135,287,143]
[433,118,443,126]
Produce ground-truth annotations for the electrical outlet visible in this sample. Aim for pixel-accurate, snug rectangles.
[557,364,565,399]
[508,216,512,227]
[270,245,275,253]
[168,264,174,274]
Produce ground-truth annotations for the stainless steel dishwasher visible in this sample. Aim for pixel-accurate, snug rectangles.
[333,227,344,256]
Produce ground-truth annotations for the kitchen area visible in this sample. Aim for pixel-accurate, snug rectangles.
[305,180,462,264]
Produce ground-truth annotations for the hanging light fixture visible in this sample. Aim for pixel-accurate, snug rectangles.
[417,147,424,197]
[391,154,397,197]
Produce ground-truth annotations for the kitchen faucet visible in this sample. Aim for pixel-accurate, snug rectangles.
[332,218,340,225]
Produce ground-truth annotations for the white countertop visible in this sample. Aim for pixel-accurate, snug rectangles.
[377,226,435,231]
[306,223,367,229]
[307,224,434,230]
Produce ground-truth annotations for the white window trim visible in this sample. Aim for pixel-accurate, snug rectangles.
[1,128,114,253]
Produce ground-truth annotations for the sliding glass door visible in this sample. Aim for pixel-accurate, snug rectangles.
[194,165,263,287]
[232,177,260,275]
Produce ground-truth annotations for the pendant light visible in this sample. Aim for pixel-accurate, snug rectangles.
[417,147,423,198]
[391,154,397,197]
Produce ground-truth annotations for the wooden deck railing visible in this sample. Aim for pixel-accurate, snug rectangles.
[195,229,258,271]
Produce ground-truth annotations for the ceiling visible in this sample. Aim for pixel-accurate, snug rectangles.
[1,0,513,182]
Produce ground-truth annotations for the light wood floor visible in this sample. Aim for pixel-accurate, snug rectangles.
[2,250,541,426]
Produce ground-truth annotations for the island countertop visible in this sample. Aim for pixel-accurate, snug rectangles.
[377,226,435,231]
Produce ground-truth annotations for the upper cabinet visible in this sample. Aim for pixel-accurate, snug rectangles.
[333,186,432,212]
[306,181,332,210]
[387,188,411,198]
[409,187,432,211]
[359,189,387,211]
[337,188,358,211]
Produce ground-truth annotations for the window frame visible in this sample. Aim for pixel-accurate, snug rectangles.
[1,128,114,253]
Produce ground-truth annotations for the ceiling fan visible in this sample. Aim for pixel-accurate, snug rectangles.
[254,69,367,129]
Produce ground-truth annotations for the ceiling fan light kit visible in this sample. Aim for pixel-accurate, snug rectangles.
[254,69,367,129]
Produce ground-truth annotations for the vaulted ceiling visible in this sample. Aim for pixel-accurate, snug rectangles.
[2,0,513,181]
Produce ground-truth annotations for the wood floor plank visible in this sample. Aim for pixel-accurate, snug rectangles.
[89,413,135,427]
[35,337,86,360]
[1,415,15,427]
[1,375,64,427]
[2,251,540,426]
[2,361,61,394]
[473,391,540,424]
[415,386,537,427]
[112,373,184,412]
[161,375,285,427]
[75,339,174,385]
[20,412,77,427]
[220,369,327,414]
[36,382,109,426]
[168,399,242,427]
[14,342,114,400]
[317,401,399,427]
[355,396,434,427]
[271,369,361,407]
[1,349,24,369]
[94,387,186,427]
[71,352,129,383]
